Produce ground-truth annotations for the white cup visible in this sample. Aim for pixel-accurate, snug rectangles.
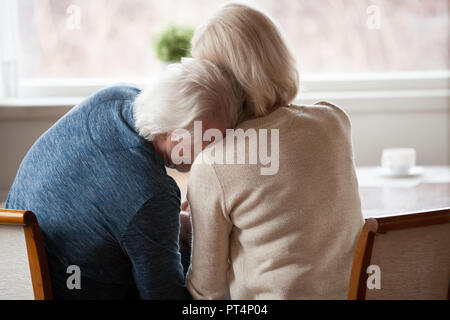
[381,148,416,175]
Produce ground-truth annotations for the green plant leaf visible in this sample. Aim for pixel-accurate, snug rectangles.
[153,24,195,62]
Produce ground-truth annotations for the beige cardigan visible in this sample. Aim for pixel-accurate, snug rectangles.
[186,102,364,299]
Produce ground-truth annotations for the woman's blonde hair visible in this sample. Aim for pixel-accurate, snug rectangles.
[134,58,244,141]
[191,3,299,117]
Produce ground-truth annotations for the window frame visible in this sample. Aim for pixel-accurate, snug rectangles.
[0,70,446,113]
[15,70,450,97]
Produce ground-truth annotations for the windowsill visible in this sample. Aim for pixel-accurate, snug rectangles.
[0,97,82,107]
[0,97,79,120]
[1,71,449,120]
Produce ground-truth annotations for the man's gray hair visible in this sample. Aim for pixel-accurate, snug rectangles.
[133,58,244,141]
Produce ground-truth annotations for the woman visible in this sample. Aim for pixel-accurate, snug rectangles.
[186,4,364,299]
[6,58,243,299]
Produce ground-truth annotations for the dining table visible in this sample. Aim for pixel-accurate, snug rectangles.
[356,166,449,218]
[168,166,450,218]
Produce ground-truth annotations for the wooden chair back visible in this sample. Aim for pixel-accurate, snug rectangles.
[0,209,52,300]
[347,208,450,300]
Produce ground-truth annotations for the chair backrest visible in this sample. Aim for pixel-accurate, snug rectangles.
[347,208,450,300]
[0,209,52,300]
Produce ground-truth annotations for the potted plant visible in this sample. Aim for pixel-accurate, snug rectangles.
[153,24,195,64]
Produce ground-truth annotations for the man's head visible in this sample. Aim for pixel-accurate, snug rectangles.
[134,58,244,172]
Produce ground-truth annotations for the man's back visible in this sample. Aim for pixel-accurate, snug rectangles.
[187,102,364,299]
[6,85,187,299]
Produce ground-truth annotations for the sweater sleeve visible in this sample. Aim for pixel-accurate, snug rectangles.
[120,191,191,300]
[186,162,232,300]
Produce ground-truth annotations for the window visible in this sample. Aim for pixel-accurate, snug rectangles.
[1,0,449,99]
[16,0,450,78]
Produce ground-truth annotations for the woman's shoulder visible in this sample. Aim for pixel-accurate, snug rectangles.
[286,101,351,128]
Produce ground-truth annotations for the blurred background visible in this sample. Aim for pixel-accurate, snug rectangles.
[12,0,450,77]
[0,0,449,201]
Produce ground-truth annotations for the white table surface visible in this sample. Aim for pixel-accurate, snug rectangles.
[357,166,450,218]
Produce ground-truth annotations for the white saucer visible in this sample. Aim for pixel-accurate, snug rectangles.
[379,166,424,178]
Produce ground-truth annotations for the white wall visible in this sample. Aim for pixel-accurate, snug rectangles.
[350,110,449,166]
[0,106,69,201]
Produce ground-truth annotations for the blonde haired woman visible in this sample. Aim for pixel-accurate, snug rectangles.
[191,2,298,117]
[186,4,364,299]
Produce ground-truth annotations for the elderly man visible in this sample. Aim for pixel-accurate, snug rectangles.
[6,59,244,299]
